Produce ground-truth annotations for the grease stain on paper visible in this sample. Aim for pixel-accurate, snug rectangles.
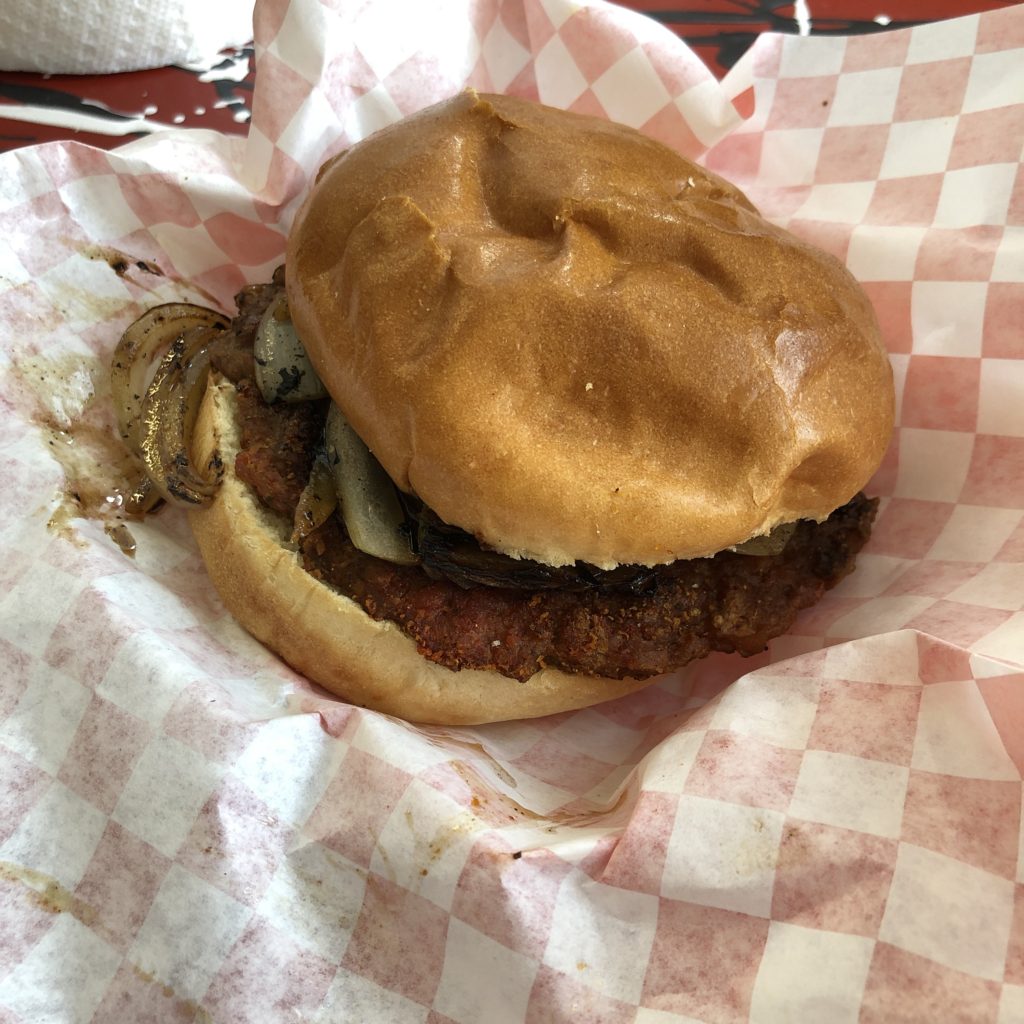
[81,244,227,310]
[0,862,215,1021]
[0,859,98,929]
[399,805,478,880]
[426,733,518,788]
[131,965,213,1024]
[734,814,781,877]
[83,244,164,280]
[14,246,230,556]
[11,350,148,553]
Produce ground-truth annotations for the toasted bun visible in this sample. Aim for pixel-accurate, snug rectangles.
[287,90,894,569]
[187,378,654,724]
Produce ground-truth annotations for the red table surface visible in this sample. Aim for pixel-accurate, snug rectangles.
[0,1,1012,153]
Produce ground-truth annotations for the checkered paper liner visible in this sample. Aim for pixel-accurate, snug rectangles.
[0,0,1022,1021]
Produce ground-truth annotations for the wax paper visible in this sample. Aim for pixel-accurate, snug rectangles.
[0,1,1022,1021]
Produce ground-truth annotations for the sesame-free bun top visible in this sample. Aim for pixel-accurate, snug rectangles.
[287,90,894,568]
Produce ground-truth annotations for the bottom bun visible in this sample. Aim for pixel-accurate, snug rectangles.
[187,378,656,724]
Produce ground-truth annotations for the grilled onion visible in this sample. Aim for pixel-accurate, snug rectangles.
[254,293,327,404]
[325,403,419,565]
[731,522,796,556]
[410,508,799,592]
[113,303,229,509]
[137,324,224,505]
[292,450,338,544]
[111,304,228,452]
[122,476,163,516]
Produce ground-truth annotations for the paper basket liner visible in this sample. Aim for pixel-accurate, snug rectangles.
[0,1,1021,1021]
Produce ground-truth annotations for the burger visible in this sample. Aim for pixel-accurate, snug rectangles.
[112,90,894,724]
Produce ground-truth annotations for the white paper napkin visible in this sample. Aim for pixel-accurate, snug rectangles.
[0,0,254,74]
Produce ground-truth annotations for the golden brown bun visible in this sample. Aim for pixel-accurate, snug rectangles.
[187,378,654,724]
[287,90,894,569]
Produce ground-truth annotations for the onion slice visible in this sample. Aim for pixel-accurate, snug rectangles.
[325,403,419,565]
[254,294,327,404]
[292,452,338,544]
[112,303,228,452]
[123,477,163,516]
[137,324,223,506]
[731,521,796,556]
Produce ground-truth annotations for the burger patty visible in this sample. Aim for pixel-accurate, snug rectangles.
[233,378,328,517]
[209,280,877,683]
[301,498,874,681]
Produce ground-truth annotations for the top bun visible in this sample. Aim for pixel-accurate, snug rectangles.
[287,90,893,568]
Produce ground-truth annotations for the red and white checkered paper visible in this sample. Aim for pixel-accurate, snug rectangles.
[1,1,1022,1021]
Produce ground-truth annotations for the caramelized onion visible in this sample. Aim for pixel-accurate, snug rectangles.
[731,522,796,556]
[254,294,327,404]
[137,324,224,506]
[112,304,228,452]
[113,303,229,510]
[292,452,338,544]
[411,507,800,592]
[325,403,419,565]
[123,477,163,516]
